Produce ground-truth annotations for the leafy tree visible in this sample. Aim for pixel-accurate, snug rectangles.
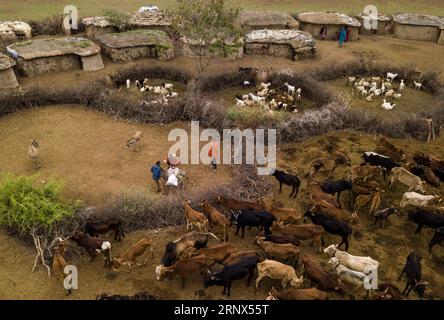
[173,0,242,76]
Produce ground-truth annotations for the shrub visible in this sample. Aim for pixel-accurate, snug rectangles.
[0,174,80,236]
[28,15,64,35]
[103,9,130,32]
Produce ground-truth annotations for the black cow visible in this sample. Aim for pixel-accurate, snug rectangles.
[85,218,125,242]
[230,210,275,238]
[272,169,301,198]
[320,179,352,207]
[362,152,400,172]
[204,256,259,296]
[409,165,425,178]
[373,207,398,229]
[429,227,444,253]
[433,167,444,182]
[398,252,427,298]
[408,209,444,234]
[304,211,352,251]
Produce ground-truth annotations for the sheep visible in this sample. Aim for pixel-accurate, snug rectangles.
[381,99,395,110]
[167,92,179,98]
[373,89,382,96]
[235,98,246,107]
[360,89,368,97]
[414,81,423,90]
[257,88,269,97]
[126,79,130,89]
[126,131,143,150]
[347,77,357,86]
[394,93,402,100]
[143,78,150,85]
[249,93,266,105]
[135,80,141,89]
[164,83,174,90]
[384,89,395,99]
[371,76,381,82]
[259,82,271,90]
[386,73,398,82]
[366,94,374,102]
[284,82,295,96]
[140,86,146,93]
[400,79,405,91]
[269,99,278,110]
[28,139,40,169]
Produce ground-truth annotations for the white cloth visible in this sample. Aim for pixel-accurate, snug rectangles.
[166,174,178,187]
[166,167,179,176]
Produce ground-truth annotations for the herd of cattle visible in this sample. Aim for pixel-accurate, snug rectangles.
[51,135,444,300]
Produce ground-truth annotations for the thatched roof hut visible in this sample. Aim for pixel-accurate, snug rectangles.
[297,12,361,41]
[0,21,32,45]
[245,29,316,60]
[392,13,444,43]
[355,13,391,35]
[0,53,19,89]
[238,11,299,30]
[7,37,104,77]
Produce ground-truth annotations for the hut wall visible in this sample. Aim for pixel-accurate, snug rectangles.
[15,55,81,77]
[86,25,118,40]
[358,20,390,35]
[244,43,293,59]
[437,29,444,45]
[393,23,440,42]
[80,53,104,71]
[101,45,159,62]
[299,22,359,41]
[0,68,19,89]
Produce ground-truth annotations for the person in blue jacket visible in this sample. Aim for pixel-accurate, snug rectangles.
[338,27,347,47]
[150,161,163,192]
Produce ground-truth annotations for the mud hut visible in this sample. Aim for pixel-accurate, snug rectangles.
[0,21,32,46]
[356,13,391,35]
[0,53,19,89]
[99,30,174,62]
[83,11,173,40]
[244,29,315,60]
[179,36,244,60]
[7,37,104,77]
[438,25,444,45]
[297,12,361,41]
[392,13,444,43]
[238,11,299,31]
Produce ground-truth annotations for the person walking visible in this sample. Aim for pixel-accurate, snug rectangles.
[150,161,162,192]
[208,139,220,172]
[338,27,347,47]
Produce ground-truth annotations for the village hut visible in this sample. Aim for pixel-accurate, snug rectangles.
[0,21,32,46]
[244,29,316,60]
[179,36,244,59]
[99,30,174,62]
[7,37,104,77]
[297,12,361,41]
[355,13,391,35]
[438,25,444,45]
[392,13,444,44]
[0,53,19,89]
[238,11,299,31]
[83,11,173,40]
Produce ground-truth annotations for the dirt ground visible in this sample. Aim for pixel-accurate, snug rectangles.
[1,128,444,300]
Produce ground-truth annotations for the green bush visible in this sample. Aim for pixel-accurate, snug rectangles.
[0,174,80,235]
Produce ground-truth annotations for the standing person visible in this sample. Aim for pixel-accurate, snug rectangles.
[208,139,220,172]
[150,161,162,192]
[338,27,347,47]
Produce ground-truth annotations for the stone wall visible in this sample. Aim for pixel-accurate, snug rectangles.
[101,46,159,62]
[15,55,81,77]
[80,53,105,71]
[393,23,440,42]
[300,22,359,41]
[85,25,118,41]
[244,42,315,60]
[438,29,444,45]
[0,68,19,89]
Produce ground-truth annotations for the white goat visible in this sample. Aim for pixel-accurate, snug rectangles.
[366,94,374,102]
[414,81,423,90]
[259,82,271,90]
[386,72,398,82]
[400,79,405,91]
[381,99,395,110]
[284,82,295,96]
[126,79,131,89]
[235,98,246,107]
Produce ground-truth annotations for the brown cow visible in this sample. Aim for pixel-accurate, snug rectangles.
[200,200,230,242]
[272,222,325,252]
[306,180,339,208]
[222,250,264,265]
[259,200,303,224]
[216,195,261,212]
[267,287,328,300]
[308,152,351,179]
[351,165,384,182]
[52,241,73,295]
[301,255,343,293]
[353,189,382,216]
[181,243,237,264]
[313,202,359,225]
[254,236,300,266]
[424,167,441,188]
[70,232,112,267]
[183,200,208,232]
[112,236,153,272]
[155,258,210,289]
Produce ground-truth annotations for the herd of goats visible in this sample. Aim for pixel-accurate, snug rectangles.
[347,72,425,110]
[47,134,444,300]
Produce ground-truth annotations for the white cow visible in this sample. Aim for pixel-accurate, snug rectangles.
[324,244,379,273]
[400,192,441,208]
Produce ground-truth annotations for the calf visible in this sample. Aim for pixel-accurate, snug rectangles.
[204,256,259,296]
[408,209,444,234]
[254,236,300,266]
[85,217,125,242]
[271,169,301,198]
[230,210,275,238]
[182,243,237,264]
[70,232,112,267]
[52,241,73,295]
[400,192,440,209]
[389,167,426,193]
[256,259,303,290]
[362,152,400,172]
[272,222,325,252]
[306,180,339,208]
[429,227,444,253]
[304,211,352,251]
[353,189,382,216]
[112,236,153,272]
[155,258,210,289]
[200,200,230,242]
[301,255,342,293]
[160,231,219,267]
[320,179,353,208]
[259,201,302,224]
[378,136,404,158]
[308,153,351,179]
[351,165,385,182]
[372,207,398,229]
[375,146,404,163]
[398,252,428,298]
[183,200,208,232]
[324,244,379,273]
[266,287,328,300]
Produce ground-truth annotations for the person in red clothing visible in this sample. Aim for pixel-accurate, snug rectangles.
[208,140,220,172]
